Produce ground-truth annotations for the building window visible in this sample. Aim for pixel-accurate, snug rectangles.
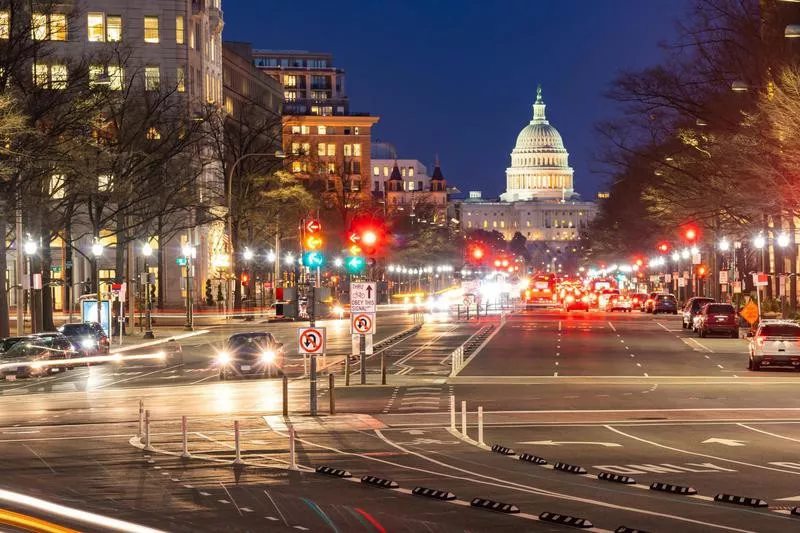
[177,66,185,92]
[326,144,336,156]
[49,174,65,199]
[108,65,124,90]
[408,166,414,177]
[98,174,113,192]
[291,125,301,134]
[353,144,361,157]
[224,96,233,114]
[106,15,122,41]
[50,13,67,40]
[87,12,105,42]
[317,125,326,135]
[343,144,352,157]
[176,15,184,44]
[500,221,505,228]
[32,64,48,87]
[383,166,388,177]
[374,180,380,191]
[146,127,161,140]
[354,127,360,135]
[373,166,379,176]
[353,161,361,174]
[418,180,423,190]
[300,125,310,135]
[283,74,296,87]
[33,64,67,89]
[145,66,160,91]
[291,161,302,173]
[327,162,336,174]
[483,220,488,229]
[144,16,159,43]
[317,143,326,157]
[291,142,300,155]
[31,13,47,40]
[0,12,8,39]
[407,181,414,191]
[50,64,67,89]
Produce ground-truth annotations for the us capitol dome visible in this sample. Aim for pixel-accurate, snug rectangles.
[500,85,575,202]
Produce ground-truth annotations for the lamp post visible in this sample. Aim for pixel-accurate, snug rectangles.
[182,244,196,331]
[142,242,154,339]
[91,240,104,329]
[23,239,38,333]
[778,233,790,317]
[754,234,766,317]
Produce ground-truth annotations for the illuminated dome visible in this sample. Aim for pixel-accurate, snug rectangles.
[501,85,575,202]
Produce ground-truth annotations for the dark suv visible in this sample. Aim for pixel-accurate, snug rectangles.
[696,303,738,338]
[58,322,110,357]
[653,294,678,314]
[218,332,285,380]
[682,297,715,330]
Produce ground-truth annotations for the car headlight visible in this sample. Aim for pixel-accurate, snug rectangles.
[261,350,276,364]
[217,352,230,365]
[30,362,42,370]
[81,338,96,349]
[333,305,344,317]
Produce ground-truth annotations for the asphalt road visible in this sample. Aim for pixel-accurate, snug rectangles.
[2,309,800,532]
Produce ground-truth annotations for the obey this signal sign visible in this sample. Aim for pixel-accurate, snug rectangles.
[351,313,376,334]
[297,327,326,354]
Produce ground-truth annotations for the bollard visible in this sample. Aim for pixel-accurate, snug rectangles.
[359,334,367,385]
[329,373,336,415]
[233,420,243,466]
[450,395,456,431]
[478,406,484,446]
[289,426,298,471]
[180,415,190,459]
[345,353,351,387]
[143,410,153,452]
[282,375,289,417]
[380,353,386,385]
[138,400,144,440]
[461,400,467,437]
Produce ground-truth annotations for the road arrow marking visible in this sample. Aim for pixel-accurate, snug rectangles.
[777,495,800,501]
[702,438,746,447]
[518,440,621,448]
[401,429,426,435]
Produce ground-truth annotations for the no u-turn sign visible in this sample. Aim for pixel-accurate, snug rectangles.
[351,313,376,334]
[298,327,326,354]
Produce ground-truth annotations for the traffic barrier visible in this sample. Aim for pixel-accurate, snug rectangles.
[360,475,399,489]
[477,406,485,446]
[491,444,515,456]
[598,472,636,484]
[554,462,587,474]
[649,482,697,495]
[470,497,520,513]
[232,420,243,466]
[518,453,547,465]
[412,487,457,500]
[315,465,352,478]
[461,401,467,437]
[143,409,153,452]
[615,527,651,533]
[713,494,768,507]
[180,416,190,459]
[538,512,593,528]
[288,426,298,471]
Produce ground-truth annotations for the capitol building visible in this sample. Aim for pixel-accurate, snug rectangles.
[459,86,597,255]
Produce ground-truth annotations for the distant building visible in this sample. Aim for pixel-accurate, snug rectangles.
[382,160,448,223]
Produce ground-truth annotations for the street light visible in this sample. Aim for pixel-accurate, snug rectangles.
[243,247,254,261]
[284,253,294,266]
[181,244,196,331]
[23,239,39,333]
[681,249,690,260]
[719,238,730,252]
[754,234,766,249]
[671,251,680,262]
[91,240,104,328]
[778,233,790,248]
[334,257,343,268]
[142,241,154,339]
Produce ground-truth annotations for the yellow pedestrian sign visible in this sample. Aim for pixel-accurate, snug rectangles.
[740,301,759,325]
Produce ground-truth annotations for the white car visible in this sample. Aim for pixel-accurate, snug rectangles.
[748,321,800,371]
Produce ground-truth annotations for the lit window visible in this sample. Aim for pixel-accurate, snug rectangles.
[32,64,48,87]
[343,144,352,157]
[317,143,325,157]
[50,14,67,41]
[408,181,414,191]
[106,15,122,42]
[327,162,335,174]
[176,15,184,44]
[354,127,360,135]
[87,13,105,42]
[353,144,361,157]
[145,66,160,91]
[144,16,159,43]
[500,221,505,228]
[88,65,104,87]
[50,64,67,89]
[493,221,497,228]
[49,174,65,199]
[291,142,300,155]
[407,165,413,176]
[401,168,407,177]
[317,125,326,135]
[31,14,47,40]
[108,65,123,90]
[284,75,296,87]
[291,161,302,173]
[467,221,472,228]
[383,166,389,177]
[526,221,531,227]
[146,127,161,140]
[284,90,296,101]
[98,174,113,192]
[301,142,310,154]
[351,178,361,192]
[373,166,379,176]
[224,96,233,114]
[300,125,310,135]
[176,66,185,92]
[291,125,301,134]
[326,143,336,156]
[0,12,8,39]
[483,220,488,228]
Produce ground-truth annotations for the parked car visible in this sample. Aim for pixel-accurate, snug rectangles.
[652,293,678,314]
[644,292,659,313]
[682,297,715,330]
[58,322,110,357]
[748,321,800,371]
[218,332,285,380]
[0,334,74,378]
[630,293,649,311]
[0,336,29,355]
[695,303,739,338]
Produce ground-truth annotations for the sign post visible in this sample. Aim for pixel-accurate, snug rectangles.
[350,282,376,385]
[298,326,326,415]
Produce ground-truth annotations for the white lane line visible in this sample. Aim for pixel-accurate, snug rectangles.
[738,424,800,444]
[110,330,209,354]
[608,322,616,332]
[636,363,641,367]
[685,338,714,353]
[23,444,55,474]
[91,364,184,390]
[558,321,561,332]
[605,425,800,476]
[643,373,649,377]
[189,372,218,385]
[655,321,671,332]
[717,364,724,369]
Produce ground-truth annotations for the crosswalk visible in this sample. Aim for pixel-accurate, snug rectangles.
[383,384,451,413]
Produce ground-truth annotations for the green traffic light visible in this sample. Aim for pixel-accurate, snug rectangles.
[302,251,325,268]
[346,255,366,273]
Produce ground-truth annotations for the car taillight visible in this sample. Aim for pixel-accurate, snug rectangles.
[633,298,638,303]
[756,336,766,347]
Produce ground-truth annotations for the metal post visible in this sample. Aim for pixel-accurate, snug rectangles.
[345,352,351,387]
[144,261,154,339]
[185,254,193,331]
[282,375,288,417]
[380,352,386,385]
[288,426,298,471]
[143,409,153,451]
[329,373,335,415]
[450,395,456,431]
[310,355,317,416]
[180,415,190,459]
[233,420,243,465]
[478,406,484,446]
[138,400,144,440]
[359,334,366,385]
[15,207,23,335]
[303,354,308,376]
[461,400,467,437]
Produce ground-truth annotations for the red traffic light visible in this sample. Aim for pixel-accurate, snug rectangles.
[657,241,670,253]
[305,219,321,233]
[684,227,698,241]
[348,216,386,256]
[241,273,250,285]
[473,247,484,259]
[696,264,707,277]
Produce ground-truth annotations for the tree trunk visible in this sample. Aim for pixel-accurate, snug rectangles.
[64,220,73,320]
[0,204,9,338]
[115,213,125,284]
[157,216,165,309]
[41,239,53,331]
[232,218,241,312]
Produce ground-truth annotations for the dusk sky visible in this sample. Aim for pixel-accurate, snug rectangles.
[224,0,691,200]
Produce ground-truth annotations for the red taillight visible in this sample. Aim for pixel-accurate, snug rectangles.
[633,298,639,303]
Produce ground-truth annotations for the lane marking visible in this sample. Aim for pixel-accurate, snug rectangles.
[655,322,671,332]
[608,322,616,332]
[23,444,55,474]
[189,372,218,385]
[737,424,800,444]
[685,338,714,353]
[91,364,185,390]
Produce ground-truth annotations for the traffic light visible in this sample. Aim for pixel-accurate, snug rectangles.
[467,243,485,264]
[348,216,386,256]
[684,226,698,242]
[345,255,366,274]
[241,273,249,286]
[302,251,325,268]
[657,241,670,253]
[302,218,325,266]
[696,264,708,278]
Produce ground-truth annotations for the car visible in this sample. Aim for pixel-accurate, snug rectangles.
[0,334,74,378]
[218,332,285,380]
[652,293,678,314]
[630,293,649,311]
[605,292,632,312]
[0,336,29,355]
[563,292,589,311]
[748,321,800,371]
[695,303,739,338]
[644,292,659,313]
[682,297,715,330]
[58,322,110,357]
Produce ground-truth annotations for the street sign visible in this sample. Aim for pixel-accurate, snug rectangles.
[176,257,187,266]
[351,282,377,313]
[692,253,701,265]
[32,273,42,290]
[740,301,759,325]
[733,281,742,294]
[678,278,686,287]
[665,274,672,283]
[351,312,375,334]
[298,327,326,354]
[719,270,729,284]
[752,273,768,287]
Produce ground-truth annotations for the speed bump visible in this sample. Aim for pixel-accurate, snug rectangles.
[315,465,352,478]
[538,511,593,528]
[554,461,587,474]
[518,453,547,464]
[598,472,636,484]
[412,486,457,500]
[360,475,399,489]
[491,444,515,455]
[649,482,696,495]
[713,494,768,507]
[470,497,520,513]
[615,527,651,533]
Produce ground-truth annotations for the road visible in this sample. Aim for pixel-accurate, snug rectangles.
[2,308,800,531]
